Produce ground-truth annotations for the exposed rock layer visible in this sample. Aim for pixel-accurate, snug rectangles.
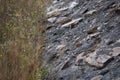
[43,0,120,80]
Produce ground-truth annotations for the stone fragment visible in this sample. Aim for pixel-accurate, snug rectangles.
[59,58,70,71]
[116,39,120,43]
[47,7,68,18]
[85,26,98,34]
[47,17,57,23]
[106,39,115,45]
[45,48,58,61]
[61,60,70,70]
[73,41,82,49]
[56,17,71,24]
[97,0,103,3]
[112,47,120,56]
[109,7,120,14]
[46,23,55,30]
[47,2,65,12]
[85,52,112,67]
[85,52,101,67]
[69,1,78,9]
[56,44,66,50]
[76,52,86,62]
[47,8,67,18]
[61,18,82,28]
[52,0,60,4]
[47,6,55,12]
[85,10,97,15]
[59,7,68,11]
[91,75,103,80]
[90,32,100,38]
[96,54,111,64]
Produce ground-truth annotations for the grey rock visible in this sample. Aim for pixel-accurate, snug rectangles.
[61,18,83,28]
[85,10,97,15]
[47,9,62,18]
[89,32,100,38]
[56,17,71,24]
[111,47,120,57]
[56,44,66,50]
[69,1,78,9]
[84,26,98,34]
[44,0,120,80]
[76,52,86,62]
[91,75,103,80]
[47,6,68,18]
[85,51,112,68]
[47,17,57,23]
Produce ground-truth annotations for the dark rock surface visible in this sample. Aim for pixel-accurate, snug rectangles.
[43,0,120,80]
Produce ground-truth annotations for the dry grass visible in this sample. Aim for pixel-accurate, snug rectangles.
[0,0,49,80]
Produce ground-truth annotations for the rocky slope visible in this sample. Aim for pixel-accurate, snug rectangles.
[43,0,120,80]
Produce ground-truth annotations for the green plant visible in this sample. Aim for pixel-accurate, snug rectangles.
[39,68,49,80]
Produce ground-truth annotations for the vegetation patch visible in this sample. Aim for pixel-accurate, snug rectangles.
[0,0,48,80]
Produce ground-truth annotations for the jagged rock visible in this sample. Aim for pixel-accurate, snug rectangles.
[47,7,68,18]
[69,1,78,9]
[111,47,120,57]
[85,10,97,15]
[96,54,112,65]
[56,44,66,50]
[47,17,57,23]
[47,2,65,12]
[85,52,101,67]
[57,58,70,71]
[105,39,115,45]
[47,9,62,18]
[61,18,82,28]
[85,26,98,34]
[91,75,103,80]
[85,52,112,68]
[89,32,100,38]
[46,23,55,30]
[45,48,58,61]
[116,39,120,43]
[73,41,82,50]
[61,60,71,70]
[58,7,68,11]
[53,0,57,4]
[109,7,120,14]
[56,17,71,24]
[52,0,61,4]
[76,52,86,62]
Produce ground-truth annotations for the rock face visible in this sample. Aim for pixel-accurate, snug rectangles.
[43,0,120,80]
